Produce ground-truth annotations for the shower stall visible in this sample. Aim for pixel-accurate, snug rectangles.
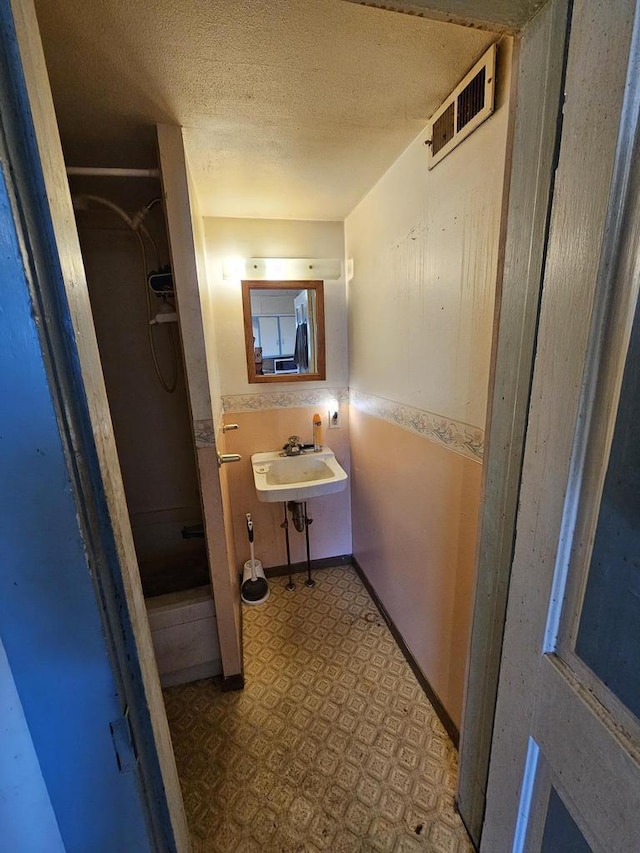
[70,170,220,685]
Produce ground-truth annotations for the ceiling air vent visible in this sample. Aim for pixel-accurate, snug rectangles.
[427,44,496,169]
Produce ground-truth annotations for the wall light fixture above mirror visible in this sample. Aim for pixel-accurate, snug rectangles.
[224,257,341,280]
[242,280,326,384]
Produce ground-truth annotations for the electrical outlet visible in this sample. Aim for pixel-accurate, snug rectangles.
[328,409,340,429]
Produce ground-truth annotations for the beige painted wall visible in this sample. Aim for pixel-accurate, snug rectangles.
[203,217,349,398]
[223,405,351,569]
[347,41,511,426]
[351,410,481,727]
[345,39,512,729]
[202,217,352,566]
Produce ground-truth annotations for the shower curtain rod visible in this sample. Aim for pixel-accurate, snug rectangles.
[66,166,160,179]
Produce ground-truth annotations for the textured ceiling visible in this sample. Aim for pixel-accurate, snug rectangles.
[35,0,494,220]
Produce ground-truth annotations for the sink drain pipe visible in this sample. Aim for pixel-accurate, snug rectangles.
[288,500,306,533]
[280,501,315,591]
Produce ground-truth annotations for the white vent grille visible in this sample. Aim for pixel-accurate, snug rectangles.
[427,44,496,169]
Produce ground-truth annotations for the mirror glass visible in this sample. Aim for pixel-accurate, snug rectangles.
[242,280,326,383]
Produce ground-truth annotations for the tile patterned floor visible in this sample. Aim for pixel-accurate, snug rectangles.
[164,566,474,853]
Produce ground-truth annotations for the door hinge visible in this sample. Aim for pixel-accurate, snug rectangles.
[109,707,138,774]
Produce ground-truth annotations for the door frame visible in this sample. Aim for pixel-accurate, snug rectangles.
[456,0,570,842]
[6,1,190,848]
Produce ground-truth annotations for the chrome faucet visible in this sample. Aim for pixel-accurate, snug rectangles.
[282,435,305,456]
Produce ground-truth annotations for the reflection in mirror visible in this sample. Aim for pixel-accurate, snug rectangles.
[242,280,326,383]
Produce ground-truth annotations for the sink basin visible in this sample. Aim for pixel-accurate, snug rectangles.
[251,448,348,503]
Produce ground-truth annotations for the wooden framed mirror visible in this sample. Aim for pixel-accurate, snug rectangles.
[242,280,326,383]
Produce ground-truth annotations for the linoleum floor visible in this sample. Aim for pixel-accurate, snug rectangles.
[164,566,473,853]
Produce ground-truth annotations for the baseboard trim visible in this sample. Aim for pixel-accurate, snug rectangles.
[264,554,352,578]
[352,556,460,748]
[221,672,245,692]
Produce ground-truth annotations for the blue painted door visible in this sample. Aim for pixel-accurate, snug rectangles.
[0,1,163,849]
[0,149,153,853]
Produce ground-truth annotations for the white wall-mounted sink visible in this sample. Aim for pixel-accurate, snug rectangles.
[251,448,348,503]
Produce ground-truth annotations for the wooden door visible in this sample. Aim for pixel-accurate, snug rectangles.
[158,124,244,685]
[482,2,640,850]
